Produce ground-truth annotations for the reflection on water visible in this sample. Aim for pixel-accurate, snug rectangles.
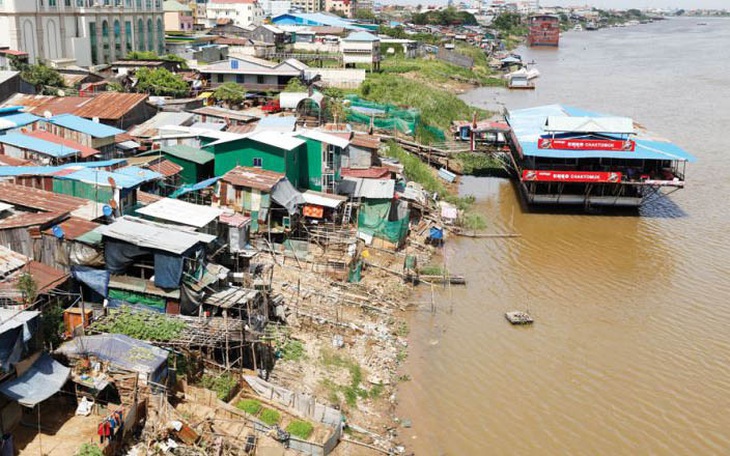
[397,18,730,456]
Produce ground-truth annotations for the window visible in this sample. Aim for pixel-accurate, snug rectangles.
[253,158,263,168]
[157,18,164,55]
[114,20,121,56]
[48,0,57,6]
[236,74,244,83]
[136,0,141,8]
[125,22,132,53]
[147,18,153,52]
[257,75,264,84]
[89,22,98,64]
[65,0,71,6]
[217,74,224,83]
[137,19,145,51]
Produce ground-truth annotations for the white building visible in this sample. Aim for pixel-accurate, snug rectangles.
[206,0,265,28]
[0,0,165,67]
[290,0,323,13]
[340,31,380,71]
[259,0,292,18]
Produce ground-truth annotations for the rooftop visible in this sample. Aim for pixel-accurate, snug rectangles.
[158,144,215,165]
[48,114,125,138]
[41,217,100,240]
[221,166,285,191]
[0,133,80,159]
[95,216,217,255]
[0,183,93,213]
[25,130,100,158]
[136,198,223,228]
[57,167,161,189]
[3,93,148,122]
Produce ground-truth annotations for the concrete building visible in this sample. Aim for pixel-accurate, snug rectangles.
[164,0,194,32]
[340,31,380,71]
[206,0,265,28]
[289,0,324,13]
[0,0,165,67]
[259,0,292,18]
[324,0,353,18]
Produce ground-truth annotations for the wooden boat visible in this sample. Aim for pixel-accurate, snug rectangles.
[505,311,534,325]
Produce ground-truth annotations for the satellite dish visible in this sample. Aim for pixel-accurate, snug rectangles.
[102,205,113,217]
[43,110,53,119]
[57,89,65,97]
[107,176,117,188]
[92,117,100,123]
[51,225,65,239]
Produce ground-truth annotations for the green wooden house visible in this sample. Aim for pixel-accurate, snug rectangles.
[142,145,215,185]
[204,131,307,188]
[295,130,350,193]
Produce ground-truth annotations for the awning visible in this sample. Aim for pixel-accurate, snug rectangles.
[0,353,70,407]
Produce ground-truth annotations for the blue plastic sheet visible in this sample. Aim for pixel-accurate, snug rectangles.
[71,266,110,297]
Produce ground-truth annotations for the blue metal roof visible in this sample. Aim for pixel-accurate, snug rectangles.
[57,167,162,189]
[0,112,40,129]
[0,133,79,158]
[0,160,128,177]
[48,114,125,138]
[343,31,380,42]
[272,13,366,31]
[507,104,697,163]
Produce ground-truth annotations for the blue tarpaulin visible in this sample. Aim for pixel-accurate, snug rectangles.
[0,353,70,407]
[429,227,444,240]
[169,176,221,198]
[71,266,110,297]
[154,251,184,289]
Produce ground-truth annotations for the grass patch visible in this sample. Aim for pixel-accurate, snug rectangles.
[279,339,306,362]
[461,212,488,231]
[259,408,281,426]
[236,399,262,415]
[419,265,446,276]
[286,420,314,440]
[200,373,238,401]
[395,321,409,337]
[456,153,505,176]
[320,350,376,407]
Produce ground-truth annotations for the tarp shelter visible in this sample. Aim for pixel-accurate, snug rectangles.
[0,353,70,407]
[0,309,40,372]
[357,199,409,246]
[56,334,168,385]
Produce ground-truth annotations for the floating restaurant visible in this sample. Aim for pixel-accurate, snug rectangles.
[506,105,696,208]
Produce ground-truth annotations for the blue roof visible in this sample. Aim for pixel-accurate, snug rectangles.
[48,114,125,138]
[0,112,40,129]
[0,160,128,177]
[57,166,162,189]
[507,104,697,163]
[272,13,367,31]
[169,176,220,198]
[343,31,380,42]
[0,133,79,158]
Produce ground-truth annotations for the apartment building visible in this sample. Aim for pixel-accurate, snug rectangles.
[206,0,265,28]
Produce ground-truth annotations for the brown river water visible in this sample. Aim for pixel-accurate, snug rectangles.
[396,17,730,455]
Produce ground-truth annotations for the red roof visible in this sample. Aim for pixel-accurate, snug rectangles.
[25,130,101,158]
[350,134,380,150]
[0,260,69,298]
[41,216,99,240]
[341,167,391,179]
[0,50,27,56]
[147,159,182,177]
[137,191,164,206]
[0,155,32,166]
[0,183,91,213]
[0,211,67,229]
[4,92,148,121]
[219,212,250,227]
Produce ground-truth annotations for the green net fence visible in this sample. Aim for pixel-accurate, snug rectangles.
[358,200,410,245]
[344,95,445,140]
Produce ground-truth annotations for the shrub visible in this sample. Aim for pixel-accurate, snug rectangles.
[280,340,305,362]
[236,399,262,415]
[259,408,281,426]
[77,443,104,456]
[200,373,238,401]
[286,420,314,440]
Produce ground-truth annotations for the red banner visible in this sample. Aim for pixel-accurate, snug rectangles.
[538,138,635,151]
[302,205,324,218]
[522,170,622,183]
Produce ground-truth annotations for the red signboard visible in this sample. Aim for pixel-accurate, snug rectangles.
[538,138,635,151]
[522,170,622,183]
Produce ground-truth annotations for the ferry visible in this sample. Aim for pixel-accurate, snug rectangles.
[504,105,696,209]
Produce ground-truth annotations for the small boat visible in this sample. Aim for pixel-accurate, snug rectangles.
[586,22,598,31]
[505,311,534,325]
[573,24,583,31]
[507,73,535,90]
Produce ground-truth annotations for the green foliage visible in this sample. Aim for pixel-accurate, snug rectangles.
[283,78,307,92]
[378,26,408,40]
[20,64,65,95]
[89,307,187,341]
[214,82,247,105]
[42,304,65,350]
[17,272,37,306]
[259,408,281,426]
[236,399,262,415]
[106,81,125,93]
[286,420,314,439]
[411,6,477,26]
[279,339,306,362]
[320,350,370,407]
[76,443,104,456]
[456,153,504,175]
[200,373,238,401]
[126,51,189,69]
[354,9,377,21]
[383,141,446,196]
[492,12,526,36]
[135,68,188,97]
[461,212,487,231]
[419,265,446,276]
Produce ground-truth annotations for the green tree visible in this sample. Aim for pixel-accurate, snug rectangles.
[125,51,188,69]
[283,77,307,92]
[17,272,37,306]
[134,67,189,97]
[214,82,247,106]
[20,64,65,95]
[355,9,376,21]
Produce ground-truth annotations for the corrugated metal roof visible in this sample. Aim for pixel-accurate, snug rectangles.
[58,167,161,189]
[350,134,380,150]
[71,92,149,121]
[249,130,305,151]
[0,307,39,334]
[25,130,100,158]
[0,183,91,213]
[341,167,390,179]
[0,202,12,213]
[221,166,284,191]
[147,159,182,177]
[159,144,215,165]
[128,111,196,138]
[137,191,164,206]
[0,133,80,158]
[0,112,40,130]
[508,105,697,162]
[219,211,250,227]
[0,245,29,277]
[190,106,259,123]
[48,114,125,138]
[343,31,380,42]
[136,198,223,228]
[338,177,395,199]
[296,129,350,149]
[0,211,67,229]
[0,155,32,166]
[301,190,347,208]
[41,217,100,240]
[189,122,226,132]
[543,116,635,134]
[226,122,259,134]
[95,216,216,254]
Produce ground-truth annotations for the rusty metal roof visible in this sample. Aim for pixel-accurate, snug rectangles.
[221,166,285,191]
[72,93,149,121]
[226,122,259,134]
[0,211,67,229]
[350,134,381,150]
[0,155,32,166]
[41,217,100,240]
[341,167,391,179]
[0,183,91,213]
[0,245,29,277]
[0,260,69,298]
[137,191,164,206]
